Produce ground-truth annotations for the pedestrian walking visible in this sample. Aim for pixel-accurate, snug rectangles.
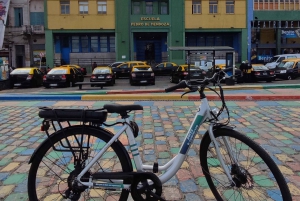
[239,61,247,83]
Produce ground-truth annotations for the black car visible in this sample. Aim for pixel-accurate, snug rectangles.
[43,67,82,88]
[108,61,124,69]
[129,65,155,85]
[152,62,178,76]
[90,66,116,86]
[10,67,44,88]
[250,64,275,82]
[170,65,206,83]
[113,61,147,78]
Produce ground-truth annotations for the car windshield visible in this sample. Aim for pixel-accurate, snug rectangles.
[270,56,279,62]
[93,69,110,74]
[253,65,269,70]
[10,69,31,74]
[278,61,294,68]
[48,69,67,74]
[132,67,152,71]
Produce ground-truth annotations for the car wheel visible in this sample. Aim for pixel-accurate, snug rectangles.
[287,75,292,80]
[266,79,272,83]
[109,80,114,86]
[169,76,173,83]
[178,78,182,83]
[91,84,94,87]
[151,81,155,85]
[44,85,50,89]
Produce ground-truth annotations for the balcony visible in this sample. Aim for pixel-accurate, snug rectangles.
[5,25,45,35]
[31,25,45,34]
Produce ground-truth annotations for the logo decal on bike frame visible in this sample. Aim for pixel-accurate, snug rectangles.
[180,115,203,155]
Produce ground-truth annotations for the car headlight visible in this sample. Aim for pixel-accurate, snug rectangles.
[280,70,286,73]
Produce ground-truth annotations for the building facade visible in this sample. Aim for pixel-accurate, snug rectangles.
[2,0,45,68]
[252,0,300,63]
[43,0,248,70]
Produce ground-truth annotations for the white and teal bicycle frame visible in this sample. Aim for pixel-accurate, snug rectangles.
[76,76,237,190]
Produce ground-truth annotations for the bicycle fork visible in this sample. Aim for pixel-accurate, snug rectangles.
[208,125,239,186]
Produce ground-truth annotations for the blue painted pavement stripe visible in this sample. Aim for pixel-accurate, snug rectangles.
[0,95,82,100]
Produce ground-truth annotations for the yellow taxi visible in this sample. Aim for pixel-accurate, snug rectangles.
[61,64,87,75]
[43,66,84,88]
[90,66,115,86]
[129,64,155,85]
[10,67,44,88]
[274,58,300,80]
[113,61,147,78]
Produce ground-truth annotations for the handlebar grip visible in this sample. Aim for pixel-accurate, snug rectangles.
[165,81,187,92]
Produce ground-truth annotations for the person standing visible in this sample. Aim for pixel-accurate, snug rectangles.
[245,60,252,83]
[92,62,97,71]
[239,61,246,83]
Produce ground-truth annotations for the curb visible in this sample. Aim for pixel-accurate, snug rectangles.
[1,94,300,101]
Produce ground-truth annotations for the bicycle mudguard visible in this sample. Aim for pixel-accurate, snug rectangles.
[28,125,119,164]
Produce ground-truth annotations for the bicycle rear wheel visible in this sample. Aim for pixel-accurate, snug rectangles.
[28,126,133,201]
[199,127,292,201]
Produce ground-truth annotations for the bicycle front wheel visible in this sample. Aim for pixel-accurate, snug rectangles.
[28,126,133,201]
[199,127,292,201]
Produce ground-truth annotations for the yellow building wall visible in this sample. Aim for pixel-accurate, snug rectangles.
[185,0,246,29]
[47,0,115,29]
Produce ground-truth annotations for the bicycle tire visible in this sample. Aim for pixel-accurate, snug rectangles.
[28,125,133,201]
[199,127,292,201]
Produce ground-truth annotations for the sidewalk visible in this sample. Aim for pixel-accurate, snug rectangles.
[0,99,300,200]
[1,84,300,101]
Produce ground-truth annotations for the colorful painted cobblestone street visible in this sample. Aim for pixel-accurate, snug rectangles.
[0,100,300,200]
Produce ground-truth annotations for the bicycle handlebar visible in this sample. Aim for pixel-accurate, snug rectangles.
[165,69,228,93]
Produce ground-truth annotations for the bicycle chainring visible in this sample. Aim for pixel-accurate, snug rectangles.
[130,172,164,201]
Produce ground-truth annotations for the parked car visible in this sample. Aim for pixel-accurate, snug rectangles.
[43,66,82,88]
[170,64,206,83]
[129,65,155,85]
[114,61,147,78]
[250,64,275,82]
[10,67,44,88]
[108,61,124,69]
[61,65,87,75]
[152,62,178,75]
[90,66,116,86]
[274,58,300,80]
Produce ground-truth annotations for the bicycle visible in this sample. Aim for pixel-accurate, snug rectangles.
[27,69,292,201]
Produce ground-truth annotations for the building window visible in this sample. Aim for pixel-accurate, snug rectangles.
[160,1,168,14]
[97,1,107,14]
[72,36,80,52]
[100,36,108,52]
[146,1,153,15]
[132,1,141,14]
[79,1,88,14]
[81,36,89,52]
[209,0,218,14]
[226,0,234,14]
[60,1,70,14]
[91,36,99,52]
[192,0,201,14]
[14,8,23,27]
[110,36,115,52]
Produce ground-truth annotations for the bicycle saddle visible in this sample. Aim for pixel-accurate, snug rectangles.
[103,104,143,114]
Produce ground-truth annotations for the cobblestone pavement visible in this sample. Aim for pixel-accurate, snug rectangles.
[0,100,300,200]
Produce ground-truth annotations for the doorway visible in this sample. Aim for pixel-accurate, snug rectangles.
[134,32,167,65]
